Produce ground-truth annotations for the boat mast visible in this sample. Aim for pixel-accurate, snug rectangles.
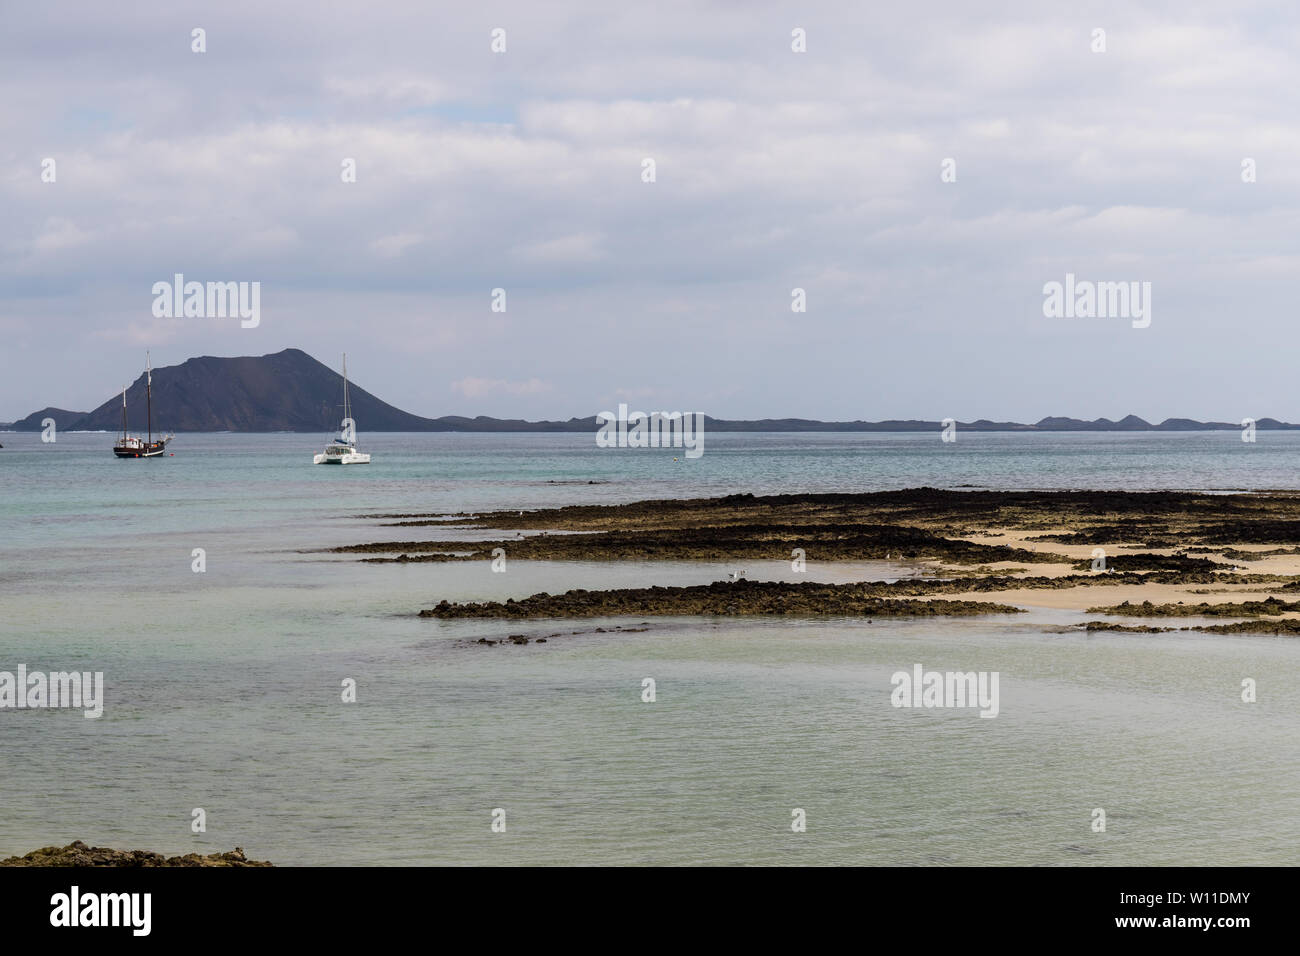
[342,353,350,437]
[146,351,153,444]
[121,386,128,439]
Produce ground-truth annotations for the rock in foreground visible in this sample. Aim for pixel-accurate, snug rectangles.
[0,840,272,867]
[421,579,1025,618]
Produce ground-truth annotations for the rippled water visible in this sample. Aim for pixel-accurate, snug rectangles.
[1,431,1297,864]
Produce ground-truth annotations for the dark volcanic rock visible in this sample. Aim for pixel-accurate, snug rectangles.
[1199,618,1300,635]
[0,840,272,867]
[1196,520,1300,545]
[1087,596,1300,618]
[1070,553,1223,573]
[360,489,1300,565]
[1077,621,1179,633]
[420,579,1025,619]
[344,522,1066,565]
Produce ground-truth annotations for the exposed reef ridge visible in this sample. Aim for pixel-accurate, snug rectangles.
[361,489,1300,627]
[421,580,1025,618]
[0,841,272,867]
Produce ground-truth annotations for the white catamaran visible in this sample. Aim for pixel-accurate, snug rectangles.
[314,354,371,464]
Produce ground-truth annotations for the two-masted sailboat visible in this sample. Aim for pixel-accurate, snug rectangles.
[113,352,173,458]
[313,354,370,464]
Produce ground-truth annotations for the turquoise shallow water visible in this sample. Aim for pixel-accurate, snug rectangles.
[1,431,1297,865]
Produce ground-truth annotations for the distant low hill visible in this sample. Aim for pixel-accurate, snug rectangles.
[6,407,90,431]
[5,348,1298,433]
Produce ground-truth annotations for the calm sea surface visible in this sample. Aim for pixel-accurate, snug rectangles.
[1,430,1297,865]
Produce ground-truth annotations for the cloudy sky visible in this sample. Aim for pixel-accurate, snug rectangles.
[3,1,1299,423]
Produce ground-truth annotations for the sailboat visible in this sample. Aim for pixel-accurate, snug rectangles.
[113,352,173,458]
[313,354,371,464]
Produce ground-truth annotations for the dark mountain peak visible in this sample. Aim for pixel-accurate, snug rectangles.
[26,350,434,434]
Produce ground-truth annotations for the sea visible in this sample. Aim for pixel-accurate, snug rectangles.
[1,430,1297,865]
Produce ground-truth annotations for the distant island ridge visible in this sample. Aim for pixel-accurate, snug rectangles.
[1,348,1295,432]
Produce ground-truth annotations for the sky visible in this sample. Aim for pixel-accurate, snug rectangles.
[3,1,1300,423]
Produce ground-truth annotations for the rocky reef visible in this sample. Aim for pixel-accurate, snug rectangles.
[332,488,1300,626]
[1076,621,1181,633]
[0,841,272,867]
[421,579,1024,619]
[1086,597,1300,617]
[341,523,1064,565]
[338,488,1300,570]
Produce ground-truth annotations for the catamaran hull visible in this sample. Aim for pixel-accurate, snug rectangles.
[314,355,372,465]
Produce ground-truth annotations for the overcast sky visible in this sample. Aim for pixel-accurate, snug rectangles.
[3,1,1299,423]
